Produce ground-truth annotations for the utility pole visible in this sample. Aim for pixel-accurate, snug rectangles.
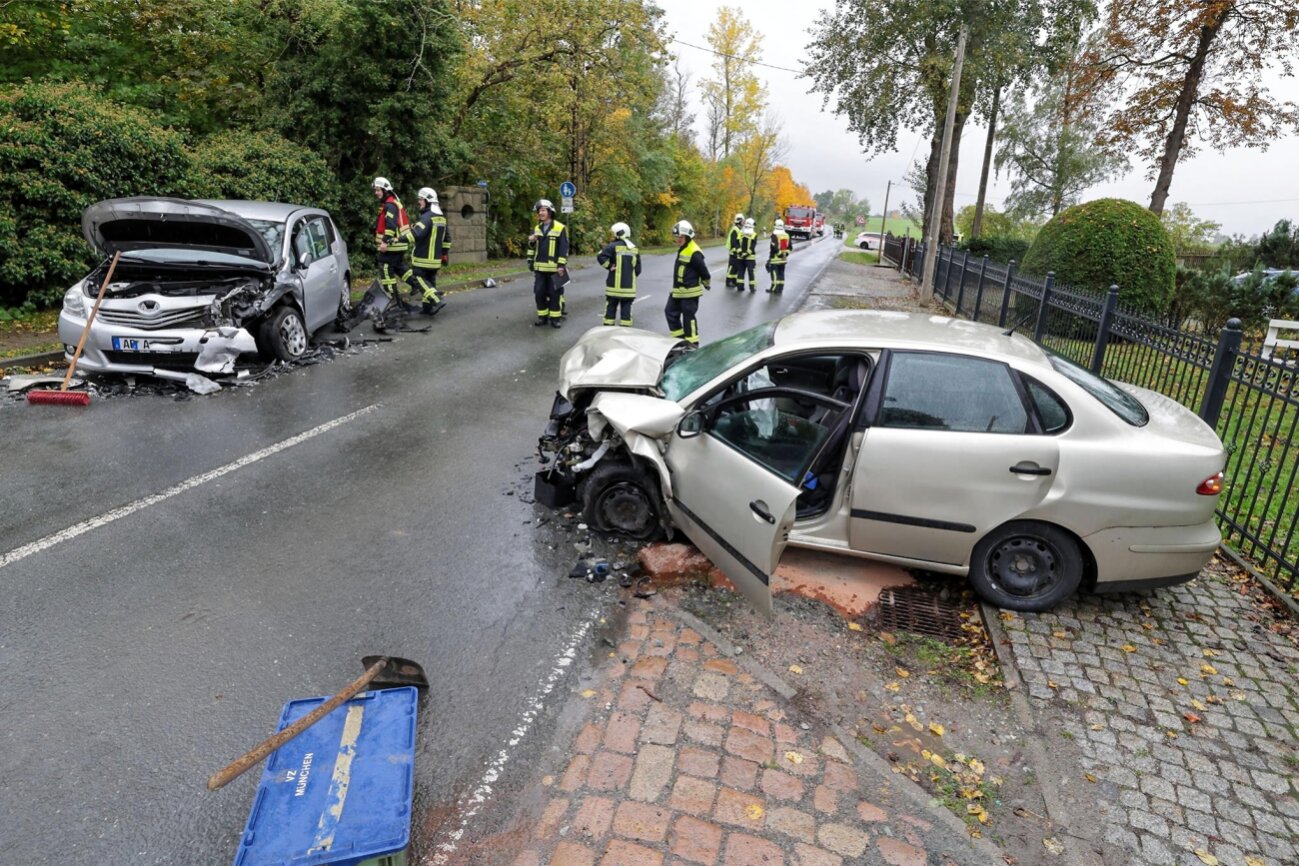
[921,24,968,295]
[877,180,892,265]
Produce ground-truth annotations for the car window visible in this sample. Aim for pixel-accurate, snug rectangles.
[292,221,312,265]
[246,218,284,256]
[879,352,1029,434]
[1024,377,1070,433]
[1048,354,1149,426]
[710,394,835,484]
[661,321,777,401]
[306,218,331,260]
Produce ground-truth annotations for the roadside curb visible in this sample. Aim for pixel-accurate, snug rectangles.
[1,349,65,371]
[663,599,1010,863]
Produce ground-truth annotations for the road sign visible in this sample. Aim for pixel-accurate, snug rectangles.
[559,181,577,198]
[476,180,488,187]
[856,215,866,226]
[561,196,574,213]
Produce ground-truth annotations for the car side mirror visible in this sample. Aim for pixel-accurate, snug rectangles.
[676,409,707,439]
[297,252,313,270]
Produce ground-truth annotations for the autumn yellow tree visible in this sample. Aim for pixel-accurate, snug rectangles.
[770,166,812,215]
[700,6,764,160]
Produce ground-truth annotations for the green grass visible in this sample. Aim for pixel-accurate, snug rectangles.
[851,216,922,237]
[839,250,880,266]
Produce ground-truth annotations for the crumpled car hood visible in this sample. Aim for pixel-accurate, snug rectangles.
[83,197,275,266]
[558,326,682,399]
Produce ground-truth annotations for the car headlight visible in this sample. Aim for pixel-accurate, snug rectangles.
[63,284,86,318]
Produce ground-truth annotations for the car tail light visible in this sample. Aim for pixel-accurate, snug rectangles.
[1196,472,1224,496]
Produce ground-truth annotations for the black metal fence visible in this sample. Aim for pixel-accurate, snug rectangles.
[892,243,1299,596]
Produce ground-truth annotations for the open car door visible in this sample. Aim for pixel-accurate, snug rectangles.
[665,387,852,616]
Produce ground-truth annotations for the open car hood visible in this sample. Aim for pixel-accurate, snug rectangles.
[558,326,682,398]
[82,197,275,265]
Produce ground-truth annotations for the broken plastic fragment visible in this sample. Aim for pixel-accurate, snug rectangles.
[184,373,221,395]
[195,327,256,374]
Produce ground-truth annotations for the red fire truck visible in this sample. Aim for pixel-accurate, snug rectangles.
[783,205,823,240]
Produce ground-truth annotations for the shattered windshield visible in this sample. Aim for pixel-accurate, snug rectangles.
[661,321,777,402]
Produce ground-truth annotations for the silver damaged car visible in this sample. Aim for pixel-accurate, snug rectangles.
[537,311,1227,614]
[58,198,351,379]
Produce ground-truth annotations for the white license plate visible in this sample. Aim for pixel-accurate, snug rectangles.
[112,336,183,352]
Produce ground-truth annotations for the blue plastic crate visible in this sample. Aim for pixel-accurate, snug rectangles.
[233,686,418,866]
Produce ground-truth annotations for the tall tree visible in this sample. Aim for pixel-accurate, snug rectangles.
[1079,0,1299,215]
[657,59,696,147]
[1161,203,1221,256]
[995,61,1125,219]
[732,113,785,217]
[699,6,764,159]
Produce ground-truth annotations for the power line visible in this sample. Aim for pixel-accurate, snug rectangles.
[1184,198,1299,207]
[669,37,805,75]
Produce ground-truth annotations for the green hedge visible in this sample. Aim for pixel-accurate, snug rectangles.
[184,129,342,218]
[0,81,188,306]
[1022,198,1175,313]
[957,235,1030,264]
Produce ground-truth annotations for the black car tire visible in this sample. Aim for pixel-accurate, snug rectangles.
[258,305,308,362]
[581,460,663,540]
[968,520,1083,612]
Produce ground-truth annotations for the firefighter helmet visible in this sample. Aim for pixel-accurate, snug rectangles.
[734,213,744,224]
[610,221,631,239]
[671,220,695,239]
[774,219,785,229]
[744,218,755,230]
[372,177,393,192]
[417,187,438,204]
[535,198,554,213]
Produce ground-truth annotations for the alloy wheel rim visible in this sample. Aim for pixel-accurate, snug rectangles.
[280,314,307,357]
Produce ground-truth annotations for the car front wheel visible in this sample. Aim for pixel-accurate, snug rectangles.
[259,305,308,362]
[581,461,662,540]
[968,521,1083,611]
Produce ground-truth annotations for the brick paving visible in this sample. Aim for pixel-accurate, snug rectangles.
[999,574,1299,866]
[507,600,986,866]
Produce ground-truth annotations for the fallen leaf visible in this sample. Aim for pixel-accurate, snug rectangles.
[905,712,923,731]
[788,664,803,675]
[969,758,986,775]
[580,689,597,699]
[1202,648,1219,657]
[1043,837,1065,855]
[1089,723,1104,731]
[1121,644,1137,653]
[885,681,901,693]
[1184,712,1202,724]
[1200,663,1218,675]
[744,803,764,821]
[1245,857,1265,866]
[974,672,991,683]
[872,723,888,734]
[542,775,555,786]
[930,753,947,768]
[1177,677,1190,686]
[1047,680,1059,689]
[896,667,911,678]
[1141,621,1155,630]
[929,722,946,737]
[1222,676,1235,686]
[1206,694,1222,704]
[1166,730,1179,739]
[1052,630,1069,639]
[784,751,803,764]
[1194,851,1220,866]
[999,611,1016,621]
[1085,772,1097,783]
[848,622,863,631]
[1230,690,1247,701]
[879,631,897,645]
[1190,699,1206,711]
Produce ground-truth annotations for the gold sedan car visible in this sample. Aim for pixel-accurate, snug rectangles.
[537,311,1226,614]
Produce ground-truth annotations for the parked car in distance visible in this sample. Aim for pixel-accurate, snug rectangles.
[59,198,351,380]
[854,231,876,249]
[537,312,1226,615]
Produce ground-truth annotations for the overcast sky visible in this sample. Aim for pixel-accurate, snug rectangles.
[653,0,1299,237]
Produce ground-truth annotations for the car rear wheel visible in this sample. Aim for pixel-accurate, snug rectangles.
[259,305,308,362]
[968,521,1083,611]
[581,461,662,540]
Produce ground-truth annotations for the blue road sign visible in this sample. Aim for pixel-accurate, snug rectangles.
[559,181,577,198]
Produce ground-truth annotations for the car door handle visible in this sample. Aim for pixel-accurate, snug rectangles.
[749,500,776,524]
[1009,462,1052,476]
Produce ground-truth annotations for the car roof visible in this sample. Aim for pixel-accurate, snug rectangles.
[194,200,323,222]
[773,309,1051,368]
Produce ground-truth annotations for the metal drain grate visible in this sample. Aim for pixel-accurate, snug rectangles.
[872,585,971,642]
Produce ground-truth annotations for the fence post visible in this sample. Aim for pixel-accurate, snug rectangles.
[1033,271,1055,342]
[972,255,989,323]
[998,260,1016,327]
[1090,285,1120,373]
[1199,318,1243,427]
[901,238,910,274]
[943,246,958,300]
[954,250,971,314]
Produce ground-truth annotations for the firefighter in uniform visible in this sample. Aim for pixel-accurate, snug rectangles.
[767,217,792,294]
[372,177,411,306]
[738,217,758,292]
[667,220,710,348]
[597,221,640,327]
[528,198,569,328]
[405,186,450,316]
[725,212,744,289]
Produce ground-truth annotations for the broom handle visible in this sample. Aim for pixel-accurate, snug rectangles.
[62,251,120,392]
[206,658,387,791]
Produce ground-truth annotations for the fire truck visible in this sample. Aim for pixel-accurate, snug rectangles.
[782,205,823,240]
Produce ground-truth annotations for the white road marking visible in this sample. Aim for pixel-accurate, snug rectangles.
[426,611,598,865]
[0,404,380,572]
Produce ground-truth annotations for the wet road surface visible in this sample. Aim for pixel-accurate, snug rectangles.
[0,235,839,863]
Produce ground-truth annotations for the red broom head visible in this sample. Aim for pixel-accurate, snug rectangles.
[26,389,91,407]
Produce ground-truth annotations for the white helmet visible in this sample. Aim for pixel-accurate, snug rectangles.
[734,213,744,224]
[743,218,755,230]
[671,220,695,239]
[610,221,631,239]
[372,177,392,191]
[535,198,554,213]
[774,218,785,229]
[417,187,438,204]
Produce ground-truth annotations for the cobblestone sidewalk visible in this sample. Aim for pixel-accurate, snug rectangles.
[502,600,991,866]
[998,571,1299,866]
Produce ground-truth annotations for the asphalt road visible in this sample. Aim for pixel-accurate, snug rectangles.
[0,234,839,864]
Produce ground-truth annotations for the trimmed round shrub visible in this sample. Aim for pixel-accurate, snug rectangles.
[1021,198,1175,313]
[0,81,188,306]
[183,129,342,218]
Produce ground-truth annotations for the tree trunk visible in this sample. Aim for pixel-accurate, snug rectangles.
[1149,16,1226,215]
[941,109,966,243]
[972,84,1000,239]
